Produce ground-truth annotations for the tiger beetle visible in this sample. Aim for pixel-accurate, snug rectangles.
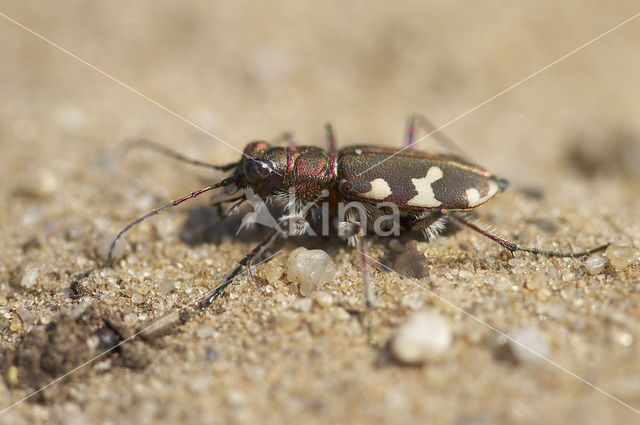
[106,116,610,319]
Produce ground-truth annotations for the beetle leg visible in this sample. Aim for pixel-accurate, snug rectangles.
[355,232,375,309]
[211,195,245,221]
[410,212,449,241]
[123,138,237,171]
[224,198,246,217]
[443,211,610,258]
[337,214,375,309]
[272,131,298,148]
[405,115,418,149]
[183,227,281,319]
[278,214,313,237]
[338,216,376,344]
[354,229,377,346]
[406,114,466,155]
[325,123,338,155]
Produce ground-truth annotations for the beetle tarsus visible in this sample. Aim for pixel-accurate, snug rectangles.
[445,211,610,259]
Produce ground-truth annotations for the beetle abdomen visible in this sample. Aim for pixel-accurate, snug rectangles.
[337,145,507,211]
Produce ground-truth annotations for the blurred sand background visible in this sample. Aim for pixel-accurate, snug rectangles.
[1,1,640,424]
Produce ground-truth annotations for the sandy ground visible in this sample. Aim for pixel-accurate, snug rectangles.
[1,2,640,424]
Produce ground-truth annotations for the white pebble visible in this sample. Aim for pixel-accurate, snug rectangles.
[131,294,145,305]
[298,280,314,297]
[286,247,336,295]
[261,262,283,284]
[311,291,334,308]
[293,298,313,313]
[123,312,138,327]
[196,324,215,338]
[17,168,57,198]
[157,279,177,294]
[605,244,637,270]
[509,328,550,365]
[543,302,567,320]
[458,269,474,280]
[613,330,633,347]
[526,271,546,290]
[19,266,39,289]
[391,311,452,365]
[584,254,607,275]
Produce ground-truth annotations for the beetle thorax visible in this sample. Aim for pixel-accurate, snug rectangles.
[239,143,337,203]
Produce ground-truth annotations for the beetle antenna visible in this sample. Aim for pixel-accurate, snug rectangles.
[123,139,237,171]
[444,211,610,258]
[105,176,237,267]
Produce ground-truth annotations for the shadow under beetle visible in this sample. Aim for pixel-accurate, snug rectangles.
[106,116,610,317]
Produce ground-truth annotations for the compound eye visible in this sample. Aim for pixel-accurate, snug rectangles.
[243,159,272,185]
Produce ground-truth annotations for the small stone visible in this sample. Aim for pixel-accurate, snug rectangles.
[308,314,331,335]
[311,291,333,308]
[196,324,215,338]
[613,330,633,347]
[389,239,404,253]
[298,281,314,297]
[19,266,39,289]
[286,247,336,292]
[561,271,575,282]
[131,294,145,305]
[6,366,18,386]
[137,283,151,296]
[508,258,521,268]
[123,312,138,327]
[94,359,112,372]
[277,311,301,332]
[260,262,283,284]
[400,294,424,310]
[391,311,452,365]
[509,328,550,365]
[584,254,608,275]
[605,244,637,270]
[331,306,351,321]
[458,269,473,280]
[16,168,57,198]
[543,302,567,320]
[526,271,546,290]
[10,313,22,332]
[293,297,313,313]
[95,327,119,350]
[536,288,552,302]
[70,305,87,320]
[157,279,176,294]
[86,335,100,350]
[17,309,35,326]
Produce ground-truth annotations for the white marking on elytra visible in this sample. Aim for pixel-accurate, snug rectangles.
[465,180,499,207]
[407,166,443,207]
[360,178,392,200]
